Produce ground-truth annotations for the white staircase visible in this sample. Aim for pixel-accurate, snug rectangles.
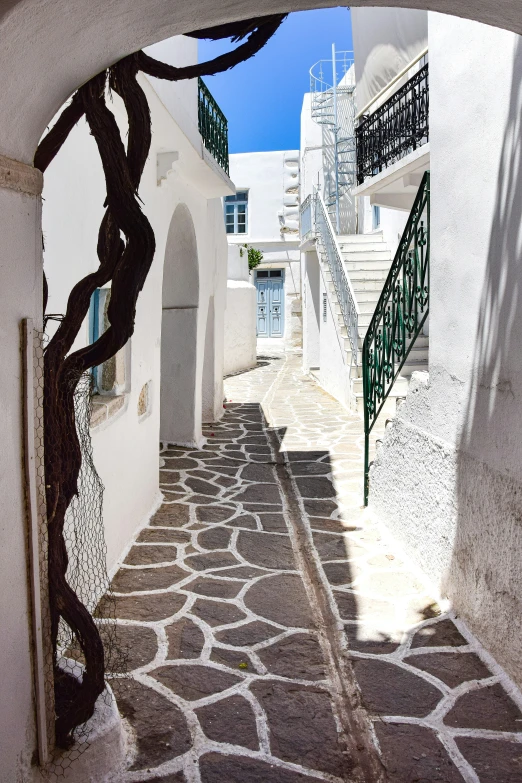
[320,231,429,411]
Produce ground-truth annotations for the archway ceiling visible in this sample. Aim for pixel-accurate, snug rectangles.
[0,0,520,163]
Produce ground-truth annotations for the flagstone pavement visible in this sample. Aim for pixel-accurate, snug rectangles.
[111,351,522,783]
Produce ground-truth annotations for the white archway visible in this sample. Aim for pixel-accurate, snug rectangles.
[160,202,200,444]
[0,1,520,165]
[2,2,522,779]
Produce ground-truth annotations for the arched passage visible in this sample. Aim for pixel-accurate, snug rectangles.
[160,202,200,444]
[0,1,520,165]
[3,3,522,779]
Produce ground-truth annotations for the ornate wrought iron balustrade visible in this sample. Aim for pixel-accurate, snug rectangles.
[303,191,359,359]
[198,77,229,174]
[356,64,428,186]
[363,171,430,504]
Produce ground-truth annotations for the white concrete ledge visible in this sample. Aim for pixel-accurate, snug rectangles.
[351,144,430,199]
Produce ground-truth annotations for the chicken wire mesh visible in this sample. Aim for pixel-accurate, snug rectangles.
[29,326,128,779]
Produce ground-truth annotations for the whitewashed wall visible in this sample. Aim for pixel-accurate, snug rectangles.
[228,151,302,348]
[224,245,256,376]
[352,6,428,109]
[370,12,522,688]
[43,37,231,572]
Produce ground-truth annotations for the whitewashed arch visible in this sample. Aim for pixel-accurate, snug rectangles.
[0,1,520,164]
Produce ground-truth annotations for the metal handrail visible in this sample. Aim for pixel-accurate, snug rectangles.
[302,191,360,360]
[356,63,429,186]
[363,171,430,504]
[198,78,229,175]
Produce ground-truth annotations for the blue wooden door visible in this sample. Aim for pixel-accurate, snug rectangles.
[269,279,284,336]
[256,271,285,337]
[256,279,269,337]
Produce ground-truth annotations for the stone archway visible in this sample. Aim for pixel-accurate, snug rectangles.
[160,202,200,444]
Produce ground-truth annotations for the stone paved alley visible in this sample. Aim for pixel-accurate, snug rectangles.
[110,352,522,782]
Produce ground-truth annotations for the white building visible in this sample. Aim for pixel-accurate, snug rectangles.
[43,35,233,587]
[299,37,426,413]
[227,150,302,350]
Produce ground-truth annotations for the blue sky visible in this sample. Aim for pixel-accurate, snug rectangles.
[199,8,353,153]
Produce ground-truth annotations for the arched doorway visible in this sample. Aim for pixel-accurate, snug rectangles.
[160,202,199,444]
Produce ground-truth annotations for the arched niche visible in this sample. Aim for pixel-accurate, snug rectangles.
[160,202,200,444]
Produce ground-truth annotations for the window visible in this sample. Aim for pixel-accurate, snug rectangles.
[88,288,128,396]
[256,269,282,279]
[224,190,248,234]
[372,205,381,230]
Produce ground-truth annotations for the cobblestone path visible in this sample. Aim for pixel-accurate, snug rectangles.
[113,352,522,783]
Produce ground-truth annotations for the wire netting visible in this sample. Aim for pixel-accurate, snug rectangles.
[34,331,128,779]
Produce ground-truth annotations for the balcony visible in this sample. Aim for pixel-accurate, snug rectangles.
[355,63,428,187]
[198,77,229,175]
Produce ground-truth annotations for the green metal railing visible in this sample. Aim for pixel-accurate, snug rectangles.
[198,78,229,175]
[363,171,430,505]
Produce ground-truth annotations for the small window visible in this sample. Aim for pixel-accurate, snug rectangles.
[224,191,248,234]
[323,292,328,322]
[372,205,381,230]
[256,270,269,278]
[89,288,127,396]
[269,270,282,278]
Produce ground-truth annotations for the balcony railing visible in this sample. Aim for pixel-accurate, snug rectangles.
[355,63,428,186]
[198,78,229,175]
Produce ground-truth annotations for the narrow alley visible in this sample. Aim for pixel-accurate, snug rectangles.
[109,353,522,782]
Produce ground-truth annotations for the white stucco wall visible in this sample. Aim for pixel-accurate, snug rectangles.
[370,12,522,688]
[42,37,231,572]
[224,245,256,376]
[228,151,302,348]
[317,263,352,409]
[302,250,321,370]
[352,6,428,110]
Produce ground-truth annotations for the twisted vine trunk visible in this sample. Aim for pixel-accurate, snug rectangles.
[35,14,286,748]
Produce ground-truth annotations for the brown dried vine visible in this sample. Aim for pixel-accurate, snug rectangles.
[35,13,286,748]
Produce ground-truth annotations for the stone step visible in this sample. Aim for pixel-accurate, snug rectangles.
[343,335,429,369]
[351,289,382,303]
[336,232,383,244]
[338,242,388,254]
[348,269,389,281]
[401,360,429,376]
[341,251,393,264]
[352,374,410,396]
[352,279,388,291]
[344,257,393,271]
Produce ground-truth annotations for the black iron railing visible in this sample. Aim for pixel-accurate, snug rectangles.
[363,171,430,504]
[198,78,229,175]
[356,64,428,185]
